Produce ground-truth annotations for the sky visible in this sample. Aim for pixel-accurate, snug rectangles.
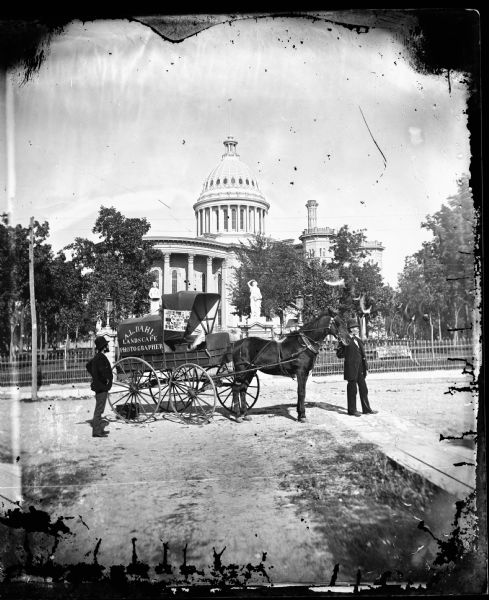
[1,14,473,286]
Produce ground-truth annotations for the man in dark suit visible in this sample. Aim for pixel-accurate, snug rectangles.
[86,336,113,437]
[336,318,377,417]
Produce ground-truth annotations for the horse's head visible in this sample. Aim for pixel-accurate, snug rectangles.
[300,310,350,345]
[328,315,350,345]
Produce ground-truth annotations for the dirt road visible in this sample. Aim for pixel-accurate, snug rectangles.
[5,371,476,585]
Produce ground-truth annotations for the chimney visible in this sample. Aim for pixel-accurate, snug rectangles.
[306,200,318,231]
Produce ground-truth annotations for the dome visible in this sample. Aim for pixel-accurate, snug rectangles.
[193,137,270,243]
[196,137,268,206]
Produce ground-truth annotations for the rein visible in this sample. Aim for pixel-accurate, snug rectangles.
[234,320,334,378]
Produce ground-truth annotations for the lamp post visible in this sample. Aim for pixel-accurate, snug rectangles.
[105,296,114,328]
[295,294,304,327]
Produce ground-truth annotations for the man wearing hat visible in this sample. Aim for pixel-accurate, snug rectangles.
[86,336,113,437]
[336,318,376,417]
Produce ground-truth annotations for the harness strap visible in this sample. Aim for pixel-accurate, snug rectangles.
[299,332,320,355]
[277,342,291,377]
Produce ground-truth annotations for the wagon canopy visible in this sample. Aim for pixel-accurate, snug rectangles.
[162,292,221,343]
[117,292,221,356]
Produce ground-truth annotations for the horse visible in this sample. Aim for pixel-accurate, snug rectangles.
[228,310,350,423]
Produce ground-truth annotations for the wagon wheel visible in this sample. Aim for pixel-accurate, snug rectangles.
[170,363,216,425]
[109,357,162,423]
[150,369,173,413]
[211,363,260,415]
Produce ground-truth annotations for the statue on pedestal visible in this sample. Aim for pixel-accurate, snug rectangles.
[248,280,262,320]
[149,282,161,315]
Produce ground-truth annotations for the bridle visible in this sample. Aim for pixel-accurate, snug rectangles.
[297,314,342,355]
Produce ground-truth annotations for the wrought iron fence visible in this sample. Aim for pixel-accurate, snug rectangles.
[0,339,474,388]
[0,348,95,387]
[313,339,474,376]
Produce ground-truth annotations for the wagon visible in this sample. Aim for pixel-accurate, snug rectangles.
[109,292,259,424]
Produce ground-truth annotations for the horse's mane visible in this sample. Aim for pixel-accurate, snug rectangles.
[298,311,334,336]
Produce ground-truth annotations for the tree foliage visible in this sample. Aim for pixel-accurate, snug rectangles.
[0,216,88,353]
[230,236,306,321]
[330,225,393,325]
[229,232,391,326]
[396,176,475,340]
[1,207,161,354]
[66,206,160,327]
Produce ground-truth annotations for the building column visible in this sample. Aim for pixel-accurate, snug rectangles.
[187,254,194,291]
[206,256,213,292]
[163,254,171,294]
[220,260,228,328]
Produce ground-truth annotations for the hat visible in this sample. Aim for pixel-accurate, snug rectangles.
[95,336,109,351]
[347,318,360,330]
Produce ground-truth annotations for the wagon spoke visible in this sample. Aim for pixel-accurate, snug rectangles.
[110,358,162,423]
[170,363,216,424]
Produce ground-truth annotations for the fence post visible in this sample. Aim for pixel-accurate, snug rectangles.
[29,217,38,400]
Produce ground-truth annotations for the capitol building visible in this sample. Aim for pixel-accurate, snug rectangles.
[144,137,269,328]
[144,136,383,328]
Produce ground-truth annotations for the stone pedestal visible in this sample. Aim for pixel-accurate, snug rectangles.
[238,317,281,340]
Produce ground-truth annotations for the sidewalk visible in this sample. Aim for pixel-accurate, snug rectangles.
[308,372,476,499]
[316,399,476,498]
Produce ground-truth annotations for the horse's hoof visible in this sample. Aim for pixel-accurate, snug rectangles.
[236,416,243,423]
[298,417,307,423]
[242,415,252,421]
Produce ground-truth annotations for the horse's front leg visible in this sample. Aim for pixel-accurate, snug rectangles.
[231,372,243,420]
[296,370,309,423]
[238,371,255,422]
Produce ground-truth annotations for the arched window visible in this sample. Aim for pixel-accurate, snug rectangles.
[251,180,255,187]
[231,177,235,184]
[231,208,237,230]
[172,270,178,294]
[239,178,243,184]
[210,180,213,187]
[223,178,228,185]
[216,179,220,185]
[246,179,249,185]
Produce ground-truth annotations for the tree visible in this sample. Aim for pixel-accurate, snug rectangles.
[66,206,160,328]
[0,216,60,354]
[397,175,475,341]
[46,252,91,345]
[230,236,306,322]
[420,176,475,341]
[230,234,364,325]
[329,225,391,334]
